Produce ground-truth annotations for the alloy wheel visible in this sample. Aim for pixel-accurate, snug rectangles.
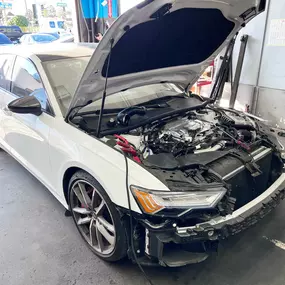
[70,180,116,255]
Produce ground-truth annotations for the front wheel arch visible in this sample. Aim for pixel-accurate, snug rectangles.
[62,166,82,205]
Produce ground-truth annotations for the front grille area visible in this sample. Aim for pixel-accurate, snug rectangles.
[208,147,281,209]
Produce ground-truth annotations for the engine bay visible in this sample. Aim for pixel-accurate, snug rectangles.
[131,107,257,158]
[100,105,283,217]
[72,95,284,219]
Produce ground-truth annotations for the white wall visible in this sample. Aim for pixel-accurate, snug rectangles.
[228,0,285,128]
[258,0,285,90]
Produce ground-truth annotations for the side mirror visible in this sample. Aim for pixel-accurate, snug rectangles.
[8,96,42,116]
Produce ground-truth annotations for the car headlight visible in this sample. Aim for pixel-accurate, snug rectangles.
[131,185,227,215]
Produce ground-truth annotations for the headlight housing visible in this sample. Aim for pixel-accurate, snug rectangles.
[131,185,227,216]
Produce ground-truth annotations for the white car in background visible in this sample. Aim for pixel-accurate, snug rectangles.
[0,0,284,267]
[20,33,74,44]
[19,33,57,44]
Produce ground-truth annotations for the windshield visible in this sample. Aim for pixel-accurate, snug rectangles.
[43,56,91,114]
[43,57,183,116]
[0,33,12,44]
[32,34,57,42]
[79,83,184,114]
[44,32,60,39]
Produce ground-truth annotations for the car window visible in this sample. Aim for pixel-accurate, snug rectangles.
[43,56,90,115]
[11,56,52,113]
[32,34,56,42]
[81,83,184,113]
[0,54,14,91]
[57,21,64,29]
[49,21,55,28]
[12,27,21,32]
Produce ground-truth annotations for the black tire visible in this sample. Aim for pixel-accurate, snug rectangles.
[68,170,127,262]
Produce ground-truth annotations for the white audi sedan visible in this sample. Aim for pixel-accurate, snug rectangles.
[1,0,285,267]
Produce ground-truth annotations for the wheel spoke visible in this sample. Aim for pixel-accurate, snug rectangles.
[89,219,96,247]
[73,182,92,209]
[95,200,105,215]
[97,216,115,234]
[73,186,85,206]
[78,182,92,208]
[73,207,91,215]
[77,216,92,225]
[97,220,115,246]
[96,221,104,252]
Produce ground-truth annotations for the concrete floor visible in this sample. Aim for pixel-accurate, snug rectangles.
[1,150,285,285]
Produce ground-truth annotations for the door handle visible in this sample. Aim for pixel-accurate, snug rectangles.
[3,106,12,116]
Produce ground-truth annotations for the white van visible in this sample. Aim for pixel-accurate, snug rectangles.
[39,18,65,33]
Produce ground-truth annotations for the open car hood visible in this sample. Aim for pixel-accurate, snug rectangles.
[67,0,265,116]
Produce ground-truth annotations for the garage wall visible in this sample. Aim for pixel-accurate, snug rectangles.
[232,8,268,87]
[254,0,285,128]
[201,1,270,112]
[258,0,285,90]
[228,0,285,128]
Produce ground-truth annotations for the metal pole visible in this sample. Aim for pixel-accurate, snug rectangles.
[24,0,28,14]
[229,34,249,109]
[2,0,7,25]
[251,0,271,114]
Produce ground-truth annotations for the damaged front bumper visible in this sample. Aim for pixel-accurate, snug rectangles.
[140,172,285,267]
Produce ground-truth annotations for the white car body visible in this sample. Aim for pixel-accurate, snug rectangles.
[2,0,283,267]
[0,43,164,214]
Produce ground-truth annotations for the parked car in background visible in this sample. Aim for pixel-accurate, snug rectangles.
[0,33,13,45]
[57,35,74,43]
[0,25,23,42]
[20,33,57,44]
[41,32,73,40]
[58,31,73,37]
[42,32,60,39]
[20,33,74,44]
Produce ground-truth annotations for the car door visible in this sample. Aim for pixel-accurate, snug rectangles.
[0,54,15,145]
[27,36,33,44]
[19,35,26,44]
[1,55,54,187]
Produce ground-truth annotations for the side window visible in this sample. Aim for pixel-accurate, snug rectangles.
[11,56,52,113]
[0,54,14,91]
[49,21,55,28]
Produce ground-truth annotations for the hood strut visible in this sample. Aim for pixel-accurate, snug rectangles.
[210,34,237,103]
[97,39,114,137]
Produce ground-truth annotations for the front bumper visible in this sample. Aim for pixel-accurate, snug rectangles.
[142,172,285,267]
